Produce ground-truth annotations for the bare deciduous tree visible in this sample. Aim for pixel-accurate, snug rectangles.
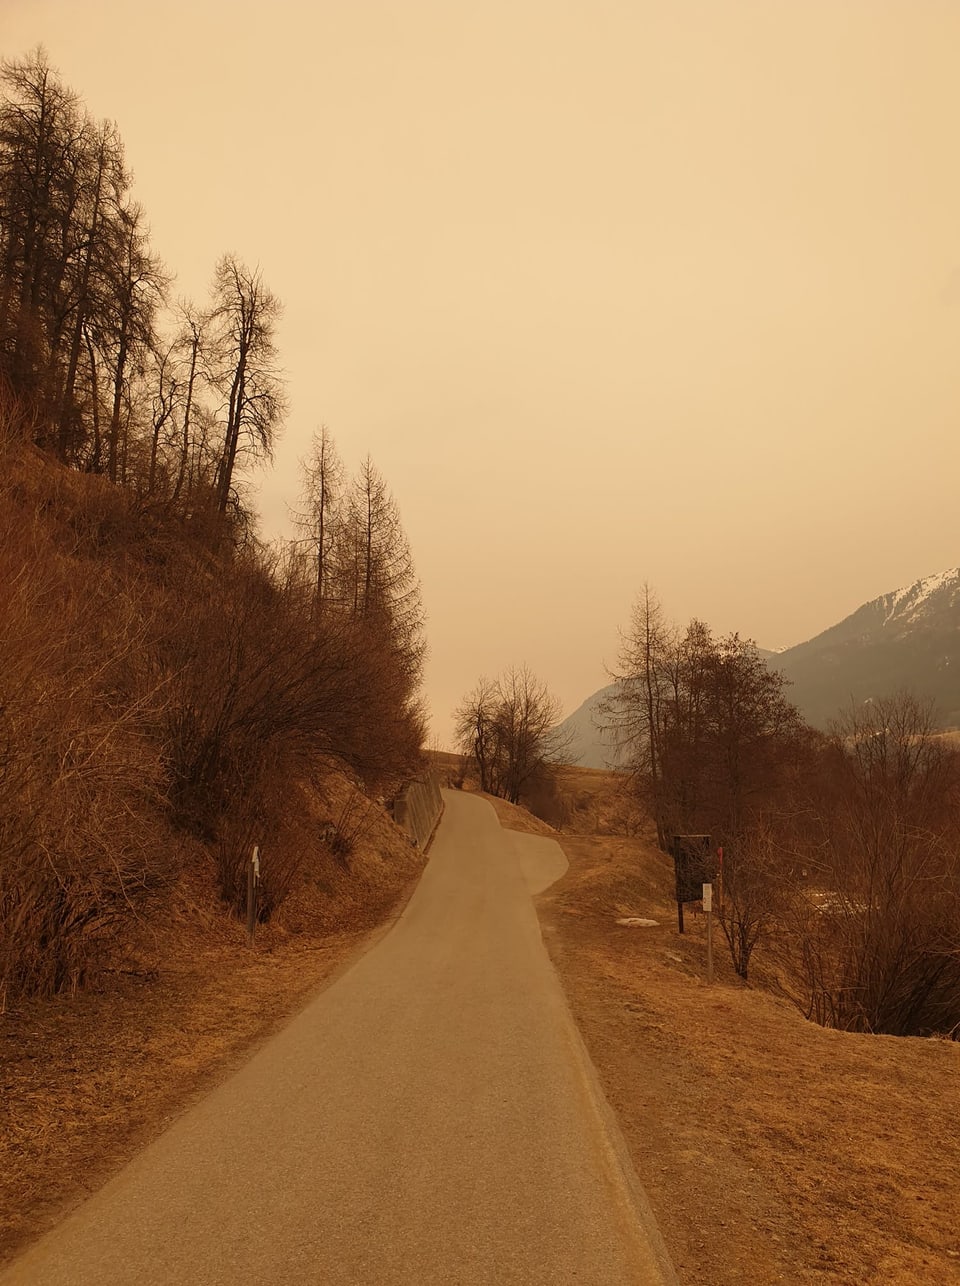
[56,117,126,460]
[454,666,572,804]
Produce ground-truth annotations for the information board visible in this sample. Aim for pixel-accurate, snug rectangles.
[670,834,716,903]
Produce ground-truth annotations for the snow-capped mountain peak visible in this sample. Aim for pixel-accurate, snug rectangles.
[879,568,960,627]
[771,565,960,727]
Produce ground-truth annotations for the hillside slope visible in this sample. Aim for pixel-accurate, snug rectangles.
[0,435,431,1262]
[479,781,960,1284]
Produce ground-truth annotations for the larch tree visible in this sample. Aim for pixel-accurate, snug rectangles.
[102,200,165,482]
[56,117,126,460]
[169,302,207,505]
[0,49,84,401]
[344,455,425,690]
[207,254,285,518]
[608,589,803,849]
[602,583,672,846]
[296,425,345,613]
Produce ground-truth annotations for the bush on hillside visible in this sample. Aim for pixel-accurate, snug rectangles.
[0,394,426,1001]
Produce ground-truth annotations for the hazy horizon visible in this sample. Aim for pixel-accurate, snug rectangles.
[8,0,960,743]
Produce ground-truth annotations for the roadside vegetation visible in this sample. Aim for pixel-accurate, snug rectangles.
[503,770,960,1284]
[0,48,428,1007]
[601,585,960,1038]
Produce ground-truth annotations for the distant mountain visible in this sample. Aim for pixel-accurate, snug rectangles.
[555,684,619,769]
[772,567,960,729]
[558,568,960,764]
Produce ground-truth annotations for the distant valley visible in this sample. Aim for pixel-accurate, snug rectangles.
[560,568,960,768]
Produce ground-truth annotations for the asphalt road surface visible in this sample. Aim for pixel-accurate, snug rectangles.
[4,791,676,1285]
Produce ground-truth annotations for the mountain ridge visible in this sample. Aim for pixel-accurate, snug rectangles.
[771,566,960,729]
[559,567,960,767]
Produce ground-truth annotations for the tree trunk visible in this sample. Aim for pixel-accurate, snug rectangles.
[107,316,128,483]
[172,326,199,503]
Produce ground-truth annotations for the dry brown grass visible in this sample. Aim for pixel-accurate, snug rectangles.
[551,763,649,837]
[434,754,647,838]
[0,773,424,1265]
[492,798,960,1283]
[475,788,559,836]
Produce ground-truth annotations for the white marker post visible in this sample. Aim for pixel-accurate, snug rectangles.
[703,881,714,985]
[247,845,261,947]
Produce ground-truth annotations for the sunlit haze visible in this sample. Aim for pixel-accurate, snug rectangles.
[7,0,960,744]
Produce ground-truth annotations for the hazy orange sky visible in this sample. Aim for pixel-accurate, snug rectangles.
[7,1,960,744]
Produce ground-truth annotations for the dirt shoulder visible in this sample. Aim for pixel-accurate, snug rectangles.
[490,791,960,1285]
[0,786,426,1267]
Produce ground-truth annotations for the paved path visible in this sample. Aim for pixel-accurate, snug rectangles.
[3,791,675,1285]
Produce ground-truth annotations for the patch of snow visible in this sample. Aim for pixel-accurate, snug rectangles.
[616,917,659,927]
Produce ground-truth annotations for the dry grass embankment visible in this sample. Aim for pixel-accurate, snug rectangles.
[492,767,960,1285]
[0,771,424,1266]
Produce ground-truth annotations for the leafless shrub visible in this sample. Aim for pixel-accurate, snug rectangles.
[0,376,36,458]
[160,552,420,834]
[214,756,313,919]
[718,820,792,980]
[324,788,378,867]
[773,695,960,1036]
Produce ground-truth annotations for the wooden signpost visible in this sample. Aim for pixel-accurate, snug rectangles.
[703,881,714,985]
